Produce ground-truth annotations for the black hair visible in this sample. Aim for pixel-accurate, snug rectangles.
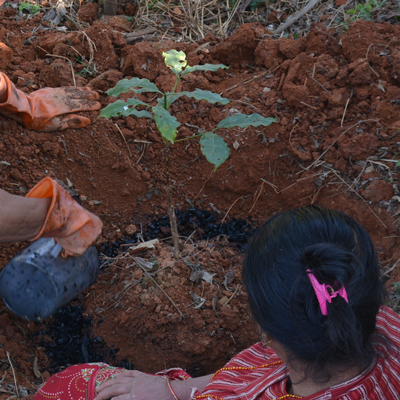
[242,205,384,382]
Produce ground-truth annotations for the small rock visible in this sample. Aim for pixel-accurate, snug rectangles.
[133,269,143,280]
[10,168,22,181]
[125,224,137,235]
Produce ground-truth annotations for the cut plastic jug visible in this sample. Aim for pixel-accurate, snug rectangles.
[0,238,99,320]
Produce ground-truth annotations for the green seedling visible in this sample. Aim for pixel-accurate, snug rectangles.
[19,1,40,14]
[100,49,275,170]
[250,0,265,11]
[147,0,158,9]
[100,49,275,256]
[346,0,386,22]
[74,57,98,78]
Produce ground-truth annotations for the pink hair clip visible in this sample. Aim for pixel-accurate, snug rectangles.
[306,269,349,315]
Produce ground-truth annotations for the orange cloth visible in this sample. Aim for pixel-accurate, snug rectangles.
[0,73,101,131]
[27,178,103,256]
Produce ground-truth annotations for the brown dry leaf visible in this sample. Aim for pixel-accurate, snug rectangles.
[222,269,235,292]
[202,271,216,284]
[190,292,206,309]
[219,296,229,306]
[134,257,155,270]
[189,267,204,282]
[128,239,159,254]
[33,356,41,379]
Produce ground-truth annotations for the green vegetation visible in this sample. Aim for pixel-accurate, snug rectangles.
[74,57,98,78]
[346,0,386,22]
[19,2,40,14]
[100,49,275,170]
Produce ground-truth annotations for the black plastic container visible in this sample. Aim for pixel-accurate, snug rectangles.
[0,238,99,320]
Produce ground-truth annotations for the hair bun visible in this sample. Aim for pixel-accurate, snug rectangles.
[300,243,356,287]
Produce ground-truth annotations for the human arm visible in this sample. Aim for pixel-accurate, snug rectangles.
[0,73,7,103]
[0,178,102,255]
[0,72,101,131]
[95,370,212,400]
[0,188,50,243]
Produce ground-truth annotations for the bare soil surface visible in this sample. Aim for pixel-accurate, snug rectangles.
[1,8,400,398]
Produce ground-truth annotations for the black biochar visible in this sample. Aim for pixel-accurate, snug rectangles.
[100,208,256,257]
[31,305,134,373]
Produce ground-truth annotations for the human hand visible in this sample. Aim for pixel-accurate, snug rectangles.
[0,72,101,131]
[95,370,175,400]
[27,177,102,256]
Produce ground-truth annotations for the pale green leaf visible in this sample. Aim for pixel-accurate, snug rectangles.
[99,99,150,118]
[200,132,230,171]
[99,100,130,118]
[107,78,162,97]
[179,89,230,105]
[163,49,187,75]
[152,106,180,143]
[125,98,149,107]
[217,114,276,129]
[182,63,228,76]
[125,109,153,119]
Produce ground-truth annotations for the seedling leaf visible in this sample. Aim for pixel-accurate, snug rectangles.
[179,89,230,105]
[152,106,179,143]
[182,63,228,76]
[126,109,153,119]
[217,113,276,129]
[200,132,230,170]
[107,78,162,97]
[163,49,187,75]
[99,99,149,118]
[126,98,149,107]
[99,100,129,118]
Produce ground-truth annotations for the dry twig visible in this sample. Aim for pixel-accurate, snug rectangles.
[221,196,245,224]
[114,123,132,158]
[274,0,321,35]
[6,352,19,400]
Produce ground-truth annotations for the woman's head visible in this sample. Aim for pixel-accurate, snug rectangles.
[243,205,382,380]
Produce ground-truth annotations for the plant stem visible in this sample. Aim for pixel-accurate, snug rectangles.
[166,74,181,110]
[174,133,204,142]
[166,186,180,259]
[165,144,180,258]
[163,93,168,110]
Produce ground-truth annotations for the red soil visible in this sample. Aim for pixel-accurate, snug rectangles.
[0,13,399,397]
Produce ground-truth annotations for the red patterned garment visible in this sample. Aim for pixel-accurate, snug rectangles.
[193,306,400,400]
[34,364,192,400]
[34,306,400,400]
